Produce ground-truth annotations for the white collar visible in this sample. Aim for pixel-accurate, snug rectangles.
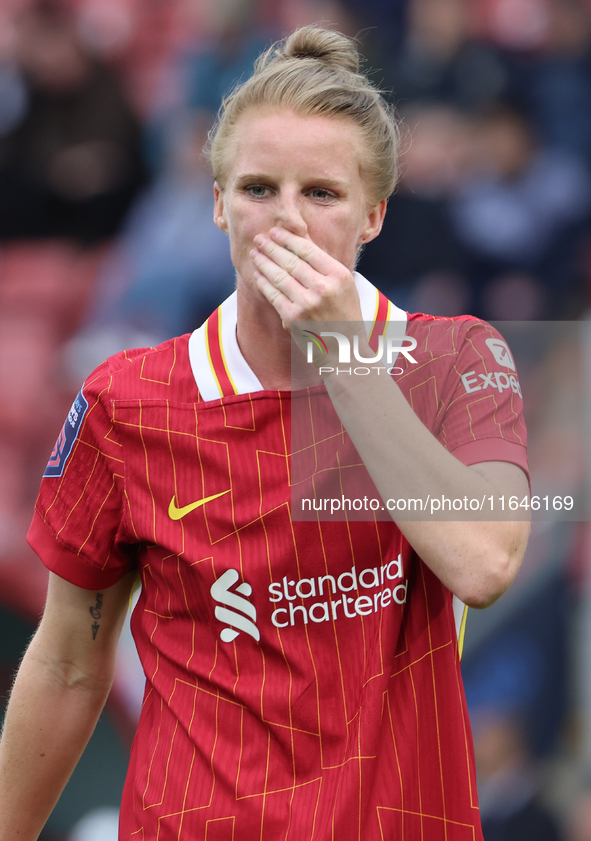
[189,272,407,401]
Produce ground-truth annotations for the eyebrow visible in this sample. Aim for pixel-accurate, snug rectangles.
[234,173,349,188]
[234,173,273,184]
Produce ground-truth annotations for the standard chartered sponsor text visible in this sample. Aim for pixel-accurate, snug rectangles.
[269,556,407,628]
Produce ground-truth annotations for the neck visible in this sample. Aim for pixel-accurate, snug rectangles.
[236,284,322,390]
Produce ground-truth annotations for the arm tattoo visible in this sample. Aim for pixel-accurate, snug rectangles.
[90,593,104,640]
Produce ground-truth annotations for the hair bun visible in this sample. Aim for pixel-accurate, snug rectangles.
[282,25,360,74]
[210,23,400,203]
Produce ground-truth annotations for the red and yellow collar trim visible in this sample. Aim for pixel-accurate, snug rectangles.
[188,272,407,401]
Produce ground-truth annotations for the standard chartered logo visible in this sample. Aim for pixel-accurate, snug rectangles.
[211,569,260,643]
[211,557,407,642]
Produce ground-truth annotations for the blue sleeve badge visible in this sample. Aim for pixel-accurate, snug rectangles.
[44,390,89,478]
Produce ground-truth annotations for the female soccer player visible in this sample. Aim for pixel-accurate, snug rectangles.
[0,25,529,840]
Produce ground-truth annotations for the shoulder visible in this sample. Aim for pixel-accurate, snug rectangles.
[406,311,486,337]
[82,334,195,403]
[405,312,513,362]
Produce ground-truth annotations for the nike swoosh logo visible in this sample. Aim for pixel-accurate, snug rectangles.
[168,489,230,520]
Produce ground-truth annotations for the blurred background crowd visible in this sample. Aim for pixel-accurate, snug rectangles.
[0,0,590,838]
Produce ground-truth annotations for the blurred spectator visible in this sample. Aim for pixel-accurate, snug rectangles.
[388,0,510,110]
[338,0,406,61]
[0,1,147,243]
[481,271,545,320]
[359,95,591,319]
[449,103,591,317]
[473,711,562,841]
[63,0,282,369]
[502,0,591,167]
[65,109,235,380]
[472,0,552,52]
[0,240,106,563]
[186,0,269,116]
[0,2,147,600]
[102,109,234,335]
[357,103,471,313]
[354,0,591,320]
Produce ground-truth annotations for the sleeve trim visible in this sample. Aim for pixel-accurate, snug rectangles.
[450,438,530,477]
[27,508,129,590]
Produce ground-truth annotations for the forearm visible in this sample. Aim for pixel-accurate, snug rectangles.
[0,631,115,840]
[323,367,529,606]
[0,569,135,840]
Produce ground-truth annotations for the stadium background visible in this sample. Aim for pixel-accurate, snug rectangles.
[0,0,590,837]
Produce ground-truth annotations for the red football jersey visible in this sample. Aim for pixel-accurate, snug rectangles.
[28,274,528,840]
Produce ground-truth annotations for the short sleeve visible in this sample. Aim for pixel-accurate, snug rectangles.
[27,359,137,589]
[438,320,529,477]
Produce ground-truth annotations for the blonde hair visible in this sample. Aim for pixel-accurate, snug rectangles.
[206,25,400,205]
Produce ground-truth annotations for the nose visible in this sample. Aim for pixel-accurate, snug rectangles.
[275,190,308,238]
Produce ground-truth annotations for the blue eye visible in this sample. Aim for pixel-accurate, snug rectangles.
[246,185,268,197]
[311,188,335,200]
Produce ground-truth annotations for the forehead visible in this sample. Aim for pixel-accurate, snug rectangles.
[225,108,365,180]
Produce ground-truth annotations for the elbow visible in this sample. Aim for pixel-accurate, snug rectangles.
[459,567,514,610]
[461,577,511,610]
[456,524,530,610]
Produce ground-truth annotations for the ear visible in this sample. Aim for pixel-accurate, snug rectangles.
[213,181,228,232]
[358,199,387,245]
